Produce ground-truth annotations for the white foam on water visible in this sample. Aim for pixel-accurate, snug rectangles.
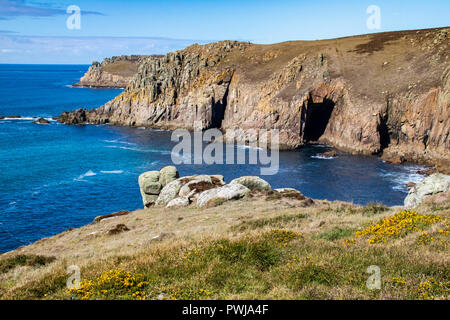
[100,170,124,174]
[171,151,193,163]
[236,144,263,151]
[311,155,336,160]
[104,139,137,146]
[1,117,36,121]
[379,164,426,192]
[75,170,97,181]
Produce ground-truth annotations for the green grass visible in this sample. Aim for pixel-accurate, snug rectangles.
[231,213,307,232]
[7,225,448,300]
[360,203,389,215]
[0,255,55,274]
[313,227,355,241]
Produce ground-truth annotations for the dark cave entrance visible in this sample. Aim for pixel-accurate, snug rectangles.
[302,98,335,142]
[210,85,229,129]
[377,115,391,152]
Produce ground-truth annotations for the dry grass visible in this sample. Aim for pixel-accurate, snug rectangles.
[103,61,139,77]
[0,191,448,300]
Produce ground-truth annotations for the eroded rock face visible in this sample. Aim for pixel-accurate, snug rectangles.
[62,28,450,169]
[404,173,450,209]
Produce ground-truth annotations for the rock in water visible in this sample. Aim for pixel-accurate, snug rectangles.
[159,166,180,187]
[33,117,50,124]
[230,176,272,192]
[404,173,450,209]
[197,183,250,208]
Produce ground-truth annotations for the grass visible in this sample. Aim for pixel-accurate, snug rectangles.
[313,227,355,241]
[0,254,55,274]
[0,193,448,300]
[231,213,307,232]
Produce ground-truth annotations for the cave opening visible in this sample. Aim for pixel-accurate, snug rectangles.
[302,98,335,142]
[377,115,391,152]
[210,85,229,129]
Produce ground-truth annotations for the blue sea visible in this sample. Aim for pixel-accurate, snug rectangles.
[0,64,426,252]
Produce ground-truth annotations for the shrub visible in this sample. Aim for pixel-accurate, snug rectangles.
[356,210,441,244]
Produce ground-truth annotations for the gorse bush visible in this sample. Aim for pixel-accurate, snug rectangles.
[356,210,442,244]
[416,278,450,300]
[68,269,148,300]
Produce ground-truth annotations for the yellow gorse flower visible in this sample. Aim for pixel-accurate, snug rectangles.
[67,269,148,300]
[355,210,441,244]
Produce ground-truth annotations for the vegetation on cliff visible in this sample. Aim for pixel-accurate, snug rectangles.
[1,187,448,300]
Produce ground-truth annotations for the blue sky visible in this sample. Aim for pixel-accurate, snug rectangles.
[0,0,449,64]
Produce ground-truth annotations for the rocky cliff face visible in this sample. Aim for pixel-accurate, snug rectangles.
[73,55,152,88]
[60,28,450,170]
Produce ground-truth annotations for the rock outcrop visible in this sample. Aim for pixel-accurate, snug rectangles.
[61,28,449,170]
[404,173,450,208]
[139,167,296,209]
[196,183,250,208]
[229,176,271,192]
[73,55,152,88]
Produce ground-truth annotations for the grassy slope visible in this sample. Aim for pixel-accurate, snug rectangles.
[0,191,448,300]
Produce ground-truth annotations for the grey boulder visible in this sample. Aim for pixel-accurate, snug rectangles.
[404,173,450,209]
[197,183,250,208]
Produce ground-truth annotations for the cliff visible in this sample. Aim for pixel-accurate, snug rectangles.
[61,27,450,170]
[73,55,153,88]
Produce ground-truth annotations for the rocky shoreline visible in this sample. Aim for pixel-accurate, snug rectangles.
[59,27,449,172]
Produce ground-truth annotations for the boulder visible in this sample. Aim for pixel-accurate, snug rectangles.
[142,194,159,208]
[321,150,337,158]
[155,179,183,205]
[139,171,161,195]
[404,173,450,209]
[273,188,307,200]
[166,196,190,208]
[197,183,250,208]
[178,176,218,197]
[33,117,50,124]
[159,166,179,187]
[229,176,271,192]
[139,171,161,207]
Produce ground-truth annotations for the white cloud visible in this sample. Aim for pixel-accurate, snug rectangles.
[0,35,211,64]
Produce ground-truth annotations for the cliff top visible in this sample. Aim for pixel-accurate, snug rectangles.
[0,188,448,299]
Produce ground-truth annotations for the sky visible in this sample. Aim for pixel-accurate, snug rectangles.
[0,0,449,64]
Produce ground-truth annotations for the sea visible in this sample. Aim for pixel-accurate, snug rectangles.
[0,64,426,252]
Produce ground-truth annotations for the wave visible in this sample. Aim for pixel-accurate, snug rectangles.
[236,145,263,151]
[379,165,426,192]
[0,117,56,122]
[311,155,336,160]
[100,170,124,174]
[1,117,36,121]
[75,170,97,181]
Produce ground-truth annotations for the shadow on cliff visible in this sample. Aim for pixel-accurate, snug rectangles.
[302,98,335,142]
